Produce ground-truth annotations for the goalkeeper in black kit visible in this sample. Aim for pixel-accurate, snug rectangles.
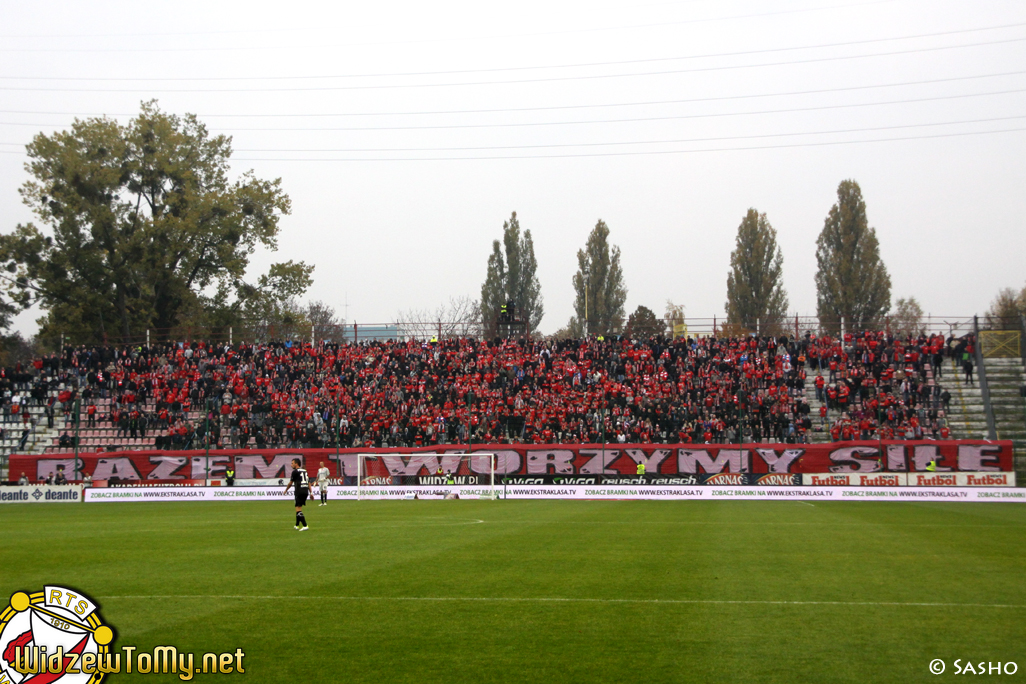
[284,458,310,531]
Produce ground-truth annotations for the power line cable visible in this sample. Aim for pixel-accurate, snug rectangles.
[0,69,1022,119]
[6,86,1018,132]
[0,0,901,51]
[224,127,1026,161]
[1,20,1018,81]
[166,87,1026,131]
[209,114,1026,152]
[0,36,1022,93]
[2,118,1021,157]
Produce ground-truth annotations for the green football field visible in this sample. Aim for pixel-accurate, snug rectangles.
[3,499,1025,683]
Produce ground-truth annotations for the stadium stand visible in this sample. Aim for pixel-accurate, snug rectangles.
[0,329,986,471]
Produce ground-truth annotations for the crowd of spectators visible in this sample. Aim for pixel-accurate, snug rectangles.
[0,327,976,452]
[810,331,970,441]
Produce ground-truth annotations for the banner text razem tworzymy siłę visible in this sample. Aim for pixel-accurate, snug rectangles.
[10,440,1013,485]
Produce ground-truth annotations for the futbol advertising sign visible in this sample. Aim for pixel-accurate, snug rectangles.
[9,440,1014,485]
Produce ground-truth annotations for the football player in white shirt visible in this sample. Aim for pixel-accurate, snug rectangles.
[316,461,330,505]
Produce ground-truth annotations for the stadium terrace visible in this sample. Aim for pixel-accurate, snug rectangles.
[0,329,973,461]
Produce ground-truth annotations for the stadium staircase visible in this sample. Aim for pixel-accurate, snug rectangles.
[943,358,989,440]
[0,389,205,480]
[982,357,1026,478]
[802,360,968,445]
[0,398,62,480]
[41,393,204,455]
[802,377,831,444]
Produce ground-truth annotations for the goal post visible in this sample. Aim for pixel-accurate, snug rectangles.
[355,453,496,500]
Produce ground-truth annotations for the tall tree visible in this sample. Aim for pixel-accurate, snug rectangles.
[226,260,314,343]
[307,300,343,342]
[0,100,306,344]
[396,295,481,339]
[665,301,686,339]
[571,220,627,337]
[984,285,1026,329]
[891,296,924,338]
[480,212,543,336]
[815,180,891,332]
[624,305,666,338]
[0,332,40,368]
[725,209,789,333]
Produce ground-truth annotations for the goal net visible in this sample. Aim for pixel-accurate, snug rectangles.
[355,453,496,500]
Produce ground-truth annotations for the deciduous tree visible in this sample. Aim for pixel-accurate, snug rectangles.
[396,295,481,339]
[307,300,343,342]
[480,212,543,336]
[227,260,315,342]
[984,285,1026,329]
[891,296,924,338]
[624,305,666,338]
[814,180,891,332]
[571,220,627,337]
[0,100,307,344]
[665,301,686,339]
[725,209,789,334]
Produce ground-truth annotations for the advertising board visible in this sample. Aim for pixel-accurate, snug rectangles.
[0,485,84,503]
[80,484,1026,503]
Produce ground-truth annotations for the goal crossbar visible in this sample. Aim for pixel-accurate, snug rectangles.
[355,453,496,500]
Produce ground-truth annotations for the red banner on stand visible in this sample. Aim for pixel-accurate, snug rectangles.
[8,440,1013,483]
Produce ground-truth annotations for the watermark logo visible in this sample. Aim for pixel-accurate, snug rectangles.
[1,587,245,682]
[0,585,115,683]
[930,659,1018,675]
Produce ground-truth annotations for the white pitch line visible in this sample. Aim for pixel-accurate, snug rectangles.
[99,596,1026,609]
[439,521,1018,527]
[10,519,1019,528]
[126,519,486,533]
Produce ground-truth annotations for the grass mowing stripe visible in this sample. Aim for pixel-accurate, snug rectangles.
[469,521,1025,526]
[5,500,1022,682]
[99,595,1026,608]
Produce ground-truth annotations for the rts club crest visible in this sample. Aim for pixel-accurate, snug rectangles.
[0,586,114,683]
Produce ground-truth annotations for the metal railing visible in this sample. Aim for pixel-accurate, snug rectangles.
[660,314,979,339]
[35,313,999,350]
[973,316,998,440]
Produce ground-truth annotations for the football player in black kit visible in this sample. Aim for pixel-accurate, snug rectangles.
[284,458,310,531]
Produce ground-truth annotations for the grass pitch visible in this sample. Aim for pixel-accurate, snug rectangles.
[3,499,1026,683]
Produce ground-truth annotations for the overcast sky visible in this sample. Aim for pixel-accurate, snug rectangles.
[1,0,1024,336]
